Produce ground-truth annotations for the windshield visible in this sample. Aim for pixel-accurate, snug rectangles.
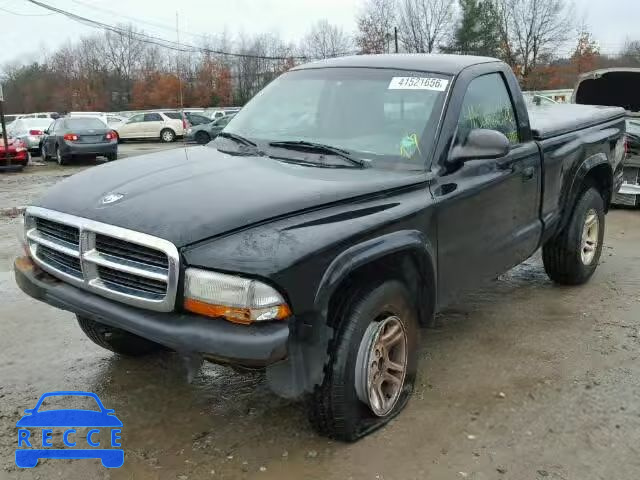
[64,118,106,129]
[221,68,450,169]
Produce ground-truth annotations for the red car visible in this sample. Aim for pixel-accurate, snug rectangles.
[0,138,28,171]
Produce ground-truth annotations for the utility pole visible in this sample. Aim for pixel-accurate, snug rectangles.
[0,84,9,168]
[394,27,399,54]
[176,12,184,111]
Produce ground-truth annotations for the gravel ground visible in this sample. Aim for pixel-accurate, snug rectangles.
[0,158,639,479]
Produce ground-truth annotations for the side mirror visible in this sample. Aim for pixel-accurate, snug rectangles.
[450,129,510,163]
[43,129,49,135]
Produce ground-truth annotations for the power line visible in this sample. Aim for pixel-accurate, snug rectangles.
[0,3,53,15]
[24,0,311,61]
[68,0,214,42]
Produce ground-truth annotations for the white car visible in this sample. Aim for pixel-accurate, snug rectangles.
[67,112,127,128]
[6,118,54,155]
[114,111,187,142]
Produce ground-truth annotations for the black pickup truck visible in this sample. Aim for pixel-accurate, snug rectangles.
[15,55,625,441]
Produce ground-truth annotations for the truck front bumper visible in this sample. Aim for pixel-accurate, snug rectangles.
[14,256,289,366]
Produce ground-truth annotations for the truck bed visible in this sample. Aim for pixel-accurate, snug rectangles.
[529,104,625,140]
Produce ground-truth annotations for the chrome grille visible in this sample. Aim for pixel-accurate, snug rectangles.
[97,266,168,297]
[35,218,80,245]
[36,245,82,277]
[96,234,169,269]
[25,206,179,312]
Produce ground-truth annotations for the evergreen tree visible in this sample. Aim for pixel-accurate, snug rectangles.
[444,0,502,57]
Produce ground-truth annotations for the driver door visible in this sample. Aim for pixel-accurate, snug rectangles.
[433,71,542,305]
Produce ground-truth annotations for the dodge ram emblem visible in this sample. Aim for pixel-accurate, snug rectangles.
[101,193,124,205]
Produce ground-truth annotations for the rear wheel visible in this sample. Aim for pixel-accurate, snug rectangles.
[106,152,117,161]
[55,145,69,166]
[160,128,176,143]
[77,316,165,356]
[195,131,210,145]
[543,187,605,285]
[41,143,50,161]
[307,280,419,441]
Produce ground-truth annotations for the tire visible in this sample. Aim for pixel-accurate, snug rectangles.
[543,187,605,285]
[77,316,165,357]
[307,280,419,441]
[195,131,211,145]
[41,143,50,161]
[106,152,117,161]
[55,145,69,166]
[160,128,176,143]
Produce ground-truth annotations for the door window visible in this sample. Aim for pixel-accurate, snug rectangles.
[455,73,519,146]
[144,113,163,122]
[127,114,144,124]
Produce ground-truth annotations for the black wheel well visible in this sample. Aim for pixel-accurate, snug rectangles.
[326,250,435,329]
[583,163,613,211]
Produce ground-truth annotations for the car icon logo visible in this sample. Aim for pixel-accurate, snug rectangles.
[101,193,124,205]
[15,391,124,469]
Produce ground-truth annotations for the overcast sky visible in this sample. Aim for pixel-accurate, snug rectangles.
[0,0,638,66]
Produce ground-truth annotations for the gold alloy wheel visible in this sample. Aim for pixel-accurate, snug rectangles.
[355,315,408,417]
[581,209,599,265]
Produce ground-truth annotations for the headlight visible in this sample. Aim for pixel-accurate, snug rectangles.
[183,269,291,324]
[187,128,192,134]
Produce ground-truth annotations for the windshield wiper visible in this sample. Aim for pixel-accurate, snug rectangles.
[268,141,366,167]
[217,131,258,147]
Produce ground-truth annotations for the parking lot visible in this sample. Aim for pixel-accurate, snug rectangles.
[1,141,639,479]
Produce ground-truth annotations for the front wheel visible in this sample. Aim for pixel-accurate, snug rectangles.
[542,187,605,285]
[160,128,176,143]
[307,280,419,441]
[195,131,210,145]
[77,316,165,356]
[106,152,117,161]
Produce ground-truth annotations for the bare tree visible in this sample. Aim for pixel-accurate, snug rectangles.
[301,20,352,59]
[496,0,574,83]
[355,0,397,54]
[234,33,297,104]
[398,0,455,53]
[104,25,148,106]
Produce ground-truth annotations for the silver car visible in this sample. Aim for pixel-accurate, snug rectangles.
[7,118,54,156]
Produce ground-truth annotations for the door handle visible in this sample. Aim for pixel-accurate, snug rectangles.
[522,166,535,180]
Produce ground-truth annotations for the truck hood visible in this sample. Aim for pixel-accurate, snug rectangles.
[34,146,425,247]
[574,68,640,114]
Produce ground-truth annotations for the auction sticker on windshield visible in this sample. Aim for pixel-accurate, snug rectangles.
[388,77,449,91]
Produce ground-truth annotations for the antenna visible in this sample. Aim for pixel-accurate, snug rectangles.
[176,12,184,111]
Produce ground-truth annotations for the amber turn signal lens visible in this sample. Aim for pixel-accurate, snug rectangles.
[184,298,291,325]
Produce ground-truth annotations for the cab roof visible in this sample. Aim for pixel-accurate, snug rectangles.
[292,54,501,76]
